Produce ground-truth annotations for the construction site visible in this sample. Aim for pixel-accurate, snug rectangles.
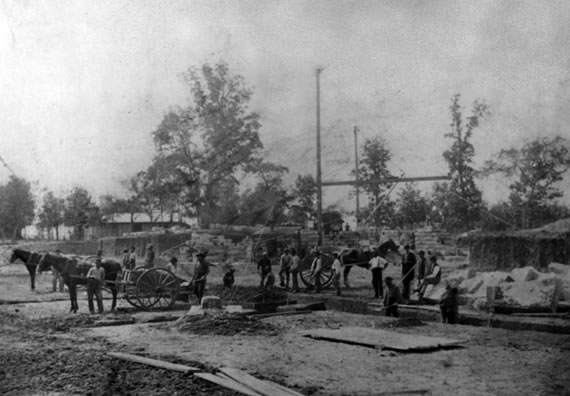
[1,219,569,396]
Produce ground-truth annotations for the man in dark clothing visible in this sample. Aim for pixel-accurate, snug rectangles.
[440,284,459,324]
[144,245,155,268]
[401,244,416,300]
[193,252,210,303]
[257,252,271,288]
[383,277,401,317]
[416,250,427,289]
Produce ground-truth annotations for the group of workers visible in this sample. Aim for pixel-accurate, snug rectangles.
[256,244,457,324]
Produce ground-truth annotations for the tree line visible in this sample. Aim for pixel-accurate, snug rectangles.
[2,61,570,240]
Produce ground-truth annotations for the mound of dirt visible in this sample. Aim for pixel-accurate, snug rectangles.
[176,311,279,336]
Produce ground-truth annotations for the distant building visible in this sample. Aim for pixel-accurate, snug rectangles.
[22,212,197,241]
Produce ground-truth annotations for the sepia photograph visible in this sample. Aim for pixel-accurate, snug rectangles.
[1,1,569,395]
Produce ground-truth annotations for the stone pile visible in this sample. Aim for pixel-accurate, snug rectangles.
[424,263,570,311]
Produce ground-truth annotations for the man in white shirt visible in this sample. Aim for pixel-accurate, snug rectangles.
[310,251,323,293]
[331,252,342,296]
[369,250,389,299]
[290,249,301,293]
[87,258,105,314]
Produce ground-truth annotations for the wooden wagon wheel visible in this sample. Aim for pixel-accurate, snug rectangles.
[124,266,146,308]
[299,254,334,290]
[135,268,180,309]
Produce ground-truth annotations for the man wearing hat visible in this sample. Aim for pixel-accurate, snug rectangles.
[86,258,105,314]
[331,252,342,296]
[192,252,210,303]
[310,251,323,293]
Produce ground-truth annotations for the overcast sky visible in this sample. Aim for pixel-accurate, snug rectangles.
[1,0,569,210]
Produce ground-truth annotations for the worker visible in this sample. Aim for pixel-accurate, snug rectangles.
[223,266,235,288]
[167,256,178,275]
[257,251,271,288]
[193,252,210,303]
[415,255,441,298]
[263,269,275,290]
[369,250,389,299]
[127,246,137,270]
[416,250,427,289]
[144,245,155,268]
[440,283,459,324]
[87,258,105,314]
[401,244,416,299]
[331,252,342,296]
[289,249,300,293]
[279,248,292,289]
[122,249,130,269]
[310,251,323,293]
[383,277,401,317]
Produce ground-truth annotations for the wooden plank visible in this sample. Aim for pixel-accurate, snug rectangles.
[301,327,466,352]
[194,373,263,396]
[219,367,300,396]
[108,352,199,373]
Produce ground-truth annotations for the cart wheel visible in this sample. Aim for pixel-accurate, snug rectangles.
[299,254,334,289]
[123,267,146,308]
[135,268,179,309]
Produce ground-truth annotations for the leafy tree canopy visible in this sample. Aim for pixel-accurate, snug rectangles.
[0,175,35,240]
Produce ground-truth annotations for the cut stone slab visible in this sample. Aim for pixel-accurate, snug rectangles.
[201,296,222,309]
[301,326,467,352]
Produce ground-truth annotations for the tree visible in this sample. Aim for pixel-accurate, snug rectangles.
[288,174,316,224]
[38,191,65,240]
[152,60,263,227]
[63,187,100,240]
[442,94,490,230]
[237,160,290,229]
[483,136,570,228]
[352,136,395,227]
[322,207,344,235]
[0,176,35,240]
[395,183,429,228]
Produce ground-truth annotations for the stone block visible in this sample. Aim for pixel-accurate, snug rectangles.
[548,262,570,276]
[201,296,222,309]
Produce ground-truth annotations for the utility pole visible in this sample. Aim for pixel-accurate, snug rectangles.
[315,68,323,246]
[353,126,360,229]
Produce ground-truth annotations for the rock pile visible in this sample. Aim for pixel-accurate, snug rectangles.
[425,263,570,310]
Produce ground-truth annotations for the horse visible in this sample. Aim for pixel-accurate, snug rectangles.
[340,239,401,288]
[9,248,44,291]
[38,253,122,313]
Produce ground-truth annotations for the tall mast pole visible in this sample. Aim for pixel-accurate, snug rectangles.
[354,126,360,229]
[316,68,323,246]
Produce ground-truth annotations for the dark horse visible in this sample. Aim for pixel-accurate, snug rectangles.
[340,239,401,288]
[38,253,122,313]
[10,248,43,291]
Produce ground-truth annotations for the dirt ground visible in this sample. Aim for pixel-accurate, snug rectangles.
[1,247,570,395]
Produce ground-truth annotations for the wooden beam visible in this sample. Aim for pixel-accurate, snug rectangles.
[322,175,450,187]
[108,352,199,373]
[219,367,303,396]
[194,373,263,396]
[248,310,312,319]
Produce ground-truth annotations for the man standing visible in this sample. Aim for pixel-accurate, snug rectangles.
[87,258,105,314]
[416,250,427,289]
[401,245,416,300]
[290,249,300,293]
[52,249,64,293]
[257,251,271,288]
[331,252,342,296]
[279,249,292,289]
[144,245,155,268]
[193,252,210,303]
[127,246,137,270]
[310,251,323,293]
[369,251,388,299]
[383,277,401,317]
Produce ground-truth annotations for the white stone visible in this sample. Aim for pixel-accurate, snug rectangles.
[548,262,570,276]
[201,296,222,309]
